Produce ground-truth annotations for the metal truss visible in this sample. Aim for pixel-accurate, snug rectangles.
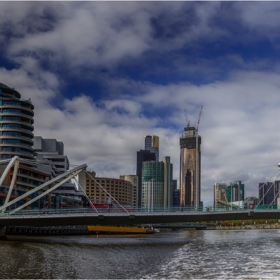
[0,156,87,214]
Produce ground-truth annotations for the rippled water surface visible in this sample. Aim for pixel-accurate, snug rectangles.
[1,229,280,279]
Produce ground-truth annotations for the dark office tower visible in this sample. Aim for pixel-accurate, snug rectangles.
[0,83,34,159]
[145,135,159,162]
[259,182,277,205]
[180,125,201,207]
[136,149,156,207]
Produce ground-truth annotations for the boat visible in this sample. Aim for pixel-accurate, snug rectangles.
[87,225,154,234]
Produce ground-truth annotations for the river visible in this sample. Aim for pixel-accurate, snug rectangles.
[1,229,280,279]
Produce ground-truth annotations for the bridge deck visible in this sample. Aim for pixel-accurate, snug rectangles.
[0,210,279,227]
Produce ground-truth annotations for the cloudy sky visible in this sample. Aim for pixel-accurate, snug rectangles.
[1,1,280,205]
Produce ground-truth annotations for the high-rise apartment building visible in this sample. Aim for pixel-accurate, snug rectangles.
[180,125,201,207]
[145,135,159,162]
[0,83,34,160]
[136,149,156,207]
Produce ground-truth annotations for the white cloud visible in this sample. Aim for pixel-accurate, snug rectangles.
[2,2,280,207]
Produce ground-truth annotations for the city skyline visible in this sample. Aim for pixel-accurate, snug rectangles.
[1,2,280,205]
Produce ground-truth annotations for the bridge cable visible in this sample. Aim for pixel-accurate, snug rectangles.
[72,177,98,214]
[255,169,280,209]
[86,172,129,214]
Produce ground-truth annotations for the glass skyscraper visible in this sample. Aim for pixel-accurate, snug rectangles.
[145,135,159,162]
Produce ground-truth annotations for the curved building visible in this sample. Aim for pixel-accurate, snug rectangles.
[0,83,34,159]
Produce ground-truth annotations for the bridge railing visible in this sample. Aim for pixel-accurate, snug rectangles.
[0,205,277,216]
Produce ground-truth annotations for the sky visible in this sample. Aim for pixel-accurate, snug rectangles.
[1,1,280,206]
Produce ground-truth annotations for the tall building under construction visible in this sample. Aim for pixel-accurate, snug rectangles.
[180,125,201,207]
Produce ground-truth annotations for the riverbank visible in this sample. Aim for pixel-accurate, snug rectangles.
[212,224,280,230]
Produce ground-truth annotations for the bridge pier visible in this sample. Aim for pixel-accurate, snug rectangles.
[0,226,7,240]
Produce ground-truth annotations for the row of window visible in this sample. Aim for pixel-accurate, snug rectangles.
[1,131,32,139]
[1,124,33,132]
[1,139,31,146]
[1,147,33,155]
[1,108,33,117]
[0,116,32,123]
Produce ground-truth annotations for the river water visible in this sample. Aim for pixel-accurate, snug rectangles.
[1,229,280,279]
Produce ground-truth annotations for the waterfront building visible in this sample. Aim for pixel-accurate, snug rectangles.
[145,135,159,162]
[79,171,134,207]
[0,163,52,210]
[136,149,156,207]
[0,82,34,160]
[33,137,69,173]
[0,82,87,211]
[142,156,173,211]
[33,136,87,208]
[119,174,138,208]
[214,183,228,207]
[179,125,201,207]
[0,83,53,210]
[259,181,278,205]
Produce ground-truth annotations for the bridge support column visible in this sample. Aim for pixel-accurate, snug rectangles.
[0,226,7,240]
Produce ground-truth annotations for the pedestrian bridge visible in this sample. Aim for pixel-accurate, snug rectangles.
[0,207,280,227]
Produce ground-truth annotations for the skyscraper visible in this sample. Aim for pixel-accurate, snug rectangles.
[0,83,34,160]
[259,182,277,205]
[136,149,156,207]
[145,135,159,161]
[180,125,201,207]
[141,156,173,211]
[226,181,245,203]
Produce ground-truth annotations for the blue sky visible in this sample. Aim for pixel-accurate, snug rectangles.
[1,1,280,205]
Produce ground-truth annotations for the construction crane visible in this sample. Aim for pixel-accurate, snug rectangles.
[184,109,190,127]
[196,106,203,131]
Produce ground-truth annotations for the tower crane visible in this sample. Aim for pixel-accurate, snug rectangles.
[184,109,190,127]
[196,106,203,131]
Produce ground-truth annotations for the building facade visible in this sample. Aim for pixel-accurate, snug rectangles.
[119,175,138,208]
[142,157,173,211]
[136,149,156,207]
[163,156,173,208]
[80,171,134,207]
[180,125,201,207]
[259,182,278,205]
[0,83,34,160]
[214,183,228,207]
[226,181,245,203]
[33,136,86,208]
[145,135,159,162]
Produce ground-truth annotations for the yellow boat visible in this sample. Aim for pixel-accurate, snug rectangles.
[88,225,154,234]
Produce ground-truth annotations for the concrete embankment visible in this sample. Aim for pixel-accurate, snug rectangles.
[213,224,280,230]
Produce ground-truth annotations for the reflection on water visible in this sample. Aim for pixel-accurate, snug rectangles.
[1,230,280,279]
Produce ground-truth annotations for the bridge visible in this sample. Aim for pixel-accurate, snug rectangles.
[0,208,280,227]
[0,156,280,230]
